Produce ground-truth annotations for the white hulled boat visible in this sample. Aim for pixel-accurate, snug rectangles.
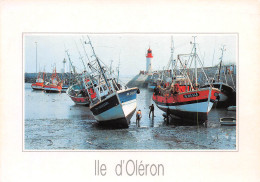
[84,36,139,128]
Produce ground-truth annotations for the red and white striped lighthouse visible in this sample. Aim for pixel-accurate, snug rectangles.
[146,47,153,74]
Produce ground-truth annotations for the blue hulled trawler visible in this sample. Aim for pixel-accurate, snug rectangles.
[83,36,140,128]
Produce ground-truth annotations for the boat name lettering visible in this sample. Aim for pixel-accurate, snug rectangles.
[95,102,109,110]
[183,93,199,98]
[127,91,136,96]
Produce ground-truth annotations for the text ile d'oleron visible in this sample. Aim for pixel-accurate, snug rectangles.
[95,160,165,176]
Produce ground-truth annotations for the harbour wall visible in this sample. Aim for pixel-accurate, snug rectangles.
[24,73,77,83]
[126,65,236,89]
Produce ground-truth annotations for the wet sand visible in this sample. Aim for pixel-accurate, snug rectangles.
[24,82,236,150]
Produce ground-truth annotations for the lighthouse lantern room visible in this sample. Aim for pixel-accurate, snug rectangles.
[146,48,153,74]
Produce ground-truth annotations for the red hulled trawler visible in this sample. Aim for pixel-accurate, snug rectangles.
[66,77,97,106]
[31,72,45,90]
[44,67,63,93]
[152,37,220,124]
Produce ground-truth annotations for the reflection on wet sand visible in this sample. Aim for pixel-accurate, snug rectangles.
[25,84,236,150]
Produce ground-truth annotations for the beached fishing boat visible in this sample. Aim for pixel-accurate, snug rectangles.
[31,72,45,90]
[201,46,236,107]
[66,75,97,106]
[227,106,236,111]
[67,84,90,105]
[153,37,220,124]
[153,77,220,123]
[201,82,236,108]
[220,117,236,126]
[84,36,139,127]
[60,76,70,93]
[44,67,63,93]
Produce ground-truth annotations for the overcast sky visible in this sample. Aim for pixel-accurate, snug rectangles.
[24,34,237,76]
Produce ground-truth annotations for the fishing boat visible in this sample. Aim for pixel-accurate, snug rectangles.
[153,37,220,124]
[31,72,45,90]
[201,82,236,108]
[220,117,236,126]
[147,73,160,90]
[44,67,63,93]
[65,47,92,103]
[227,106,236,111]
[84,36,139,128]
[67,84,90,105]
[201,46,236,107]
[66,75,97,106]
[61,76,70,93]
[61,85,69,93]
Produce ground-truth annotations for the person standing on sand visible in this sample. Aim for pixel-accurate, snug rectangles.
[136,110,142,127]
[149,104,155,118]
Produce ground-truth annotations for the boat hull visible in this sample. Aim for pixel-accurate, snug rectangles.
[220,117,236,126]
[44,85,62,93]
[153,88,220,123]
[61,85,69,93]
[31,83,45,90]
[227,106,236,111]
[69,96,90,105]
[66,85,90,105]
[90,88,138,128]
[157,101,213,123]
[201,83,236,107]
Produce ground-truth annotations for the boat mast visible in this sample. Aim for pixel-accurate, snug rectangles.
[117,53,120,83]
[217,45,225,82]
[35,42,38,74]
[86,36,110,88]
[43,65,46,82]
[80,38,91,63]
[75,41,87,71]
[65,49,77,85]
[110,60,113,74]
[193,36,198,87]
[170,36,175,78]
[65,50,76,74]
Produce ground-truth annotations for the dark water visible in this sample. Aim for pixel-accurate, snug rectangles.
[24,80,236,150]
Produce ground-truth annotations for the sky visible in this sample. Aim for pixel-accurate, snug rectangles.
[24,34,237,76]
